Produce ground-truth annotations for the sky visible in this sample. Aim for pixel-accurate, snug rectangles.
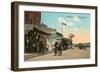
[41,11,90,44]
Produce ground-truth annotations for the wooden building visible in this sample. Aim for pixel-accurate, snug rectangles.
[24,11,41,25]
[24,11,50,53]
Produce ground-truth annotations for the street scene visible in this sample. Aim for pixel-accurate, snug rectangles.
[24,11,90,61]
[25,47,90,61]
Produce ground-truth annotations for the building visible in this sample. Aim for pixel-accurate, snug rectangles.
[24,11,50,53]
[47,29,63,51]
[24,11,63,53]
[24,11,41,25]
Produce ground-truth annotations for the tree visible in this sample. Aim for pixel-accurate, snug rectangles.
[68,33,75,49]
[61,38,72,50]
[68,33,75,39]
[61,33,75,50]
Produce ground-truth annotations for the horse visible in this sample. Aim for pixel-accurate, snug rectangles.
[54,42,62,56]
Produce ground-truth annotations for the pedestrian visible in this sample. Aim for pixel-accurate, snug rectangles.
[57,42,62,56]
[39,41,45,54]
[29,36,33,52]
[54,48,57,56]
[54,42,58,56]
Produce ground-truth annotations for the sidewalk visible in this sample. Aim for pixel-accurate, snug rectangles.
[25,47,90,61]
[24,51,52,61]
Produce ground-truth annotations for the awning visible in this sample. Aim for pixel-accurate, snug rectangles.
[25,24,51,35]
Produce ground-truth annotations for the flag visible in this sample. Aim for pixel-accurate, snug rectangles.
[62,22,66,26]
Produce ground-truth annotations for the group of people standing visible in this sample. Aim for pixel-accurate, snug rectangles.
[25,30,48,54]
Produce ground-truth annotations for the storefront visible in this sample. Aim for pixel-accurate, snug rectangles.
[24,24,50,53]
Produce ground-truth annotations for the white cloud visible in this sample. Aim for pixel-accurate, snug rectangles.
[72,16,80,22]
[58,17,67,25]
[66,16,80,26]
[58,16,80,27]
[58,17,62,22]
[67,22,75,26]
